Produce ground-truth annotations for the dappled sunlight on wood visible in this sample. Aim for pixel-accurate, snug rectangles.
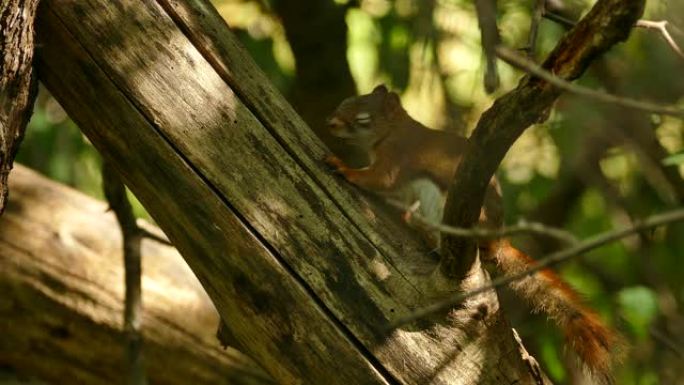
[0,165,269,384]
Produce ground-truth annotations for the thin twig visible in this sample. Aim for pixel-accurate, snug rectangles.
[391,207,684,328]
[669,23,684,39]
[526,0,546,58]
[636,20,684,61]
[541,10,684,201]
[439,0,645,280]
[474,0,501,92]
[139,228,172,246]
[137,220,173,246]
[650,327,684,358]
[102,162,148,385]
[545,12,684,61]
[496,46,684,118]
[542,10,575,29]
[385,197,578,246]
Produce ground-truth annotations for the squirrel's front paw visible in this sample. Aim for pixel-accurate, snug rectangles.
[324,155,347,173]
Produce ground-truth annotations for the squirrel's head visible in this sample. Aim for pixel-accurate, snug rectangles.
[326,84,404,147]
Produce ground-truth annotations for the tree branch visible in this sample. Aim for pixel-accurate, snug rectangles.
[525,0,546,58]
[546,12,684,61]
[440,0,646,280]
[496,46,684,118]
[385,197,578,245]
[394,207,684,327]
[636,20,684,61]
[540,9,684,202]
[137,221,173,246]
[102,162,147,385]
[542,10,575,29]
[474,0,501,93]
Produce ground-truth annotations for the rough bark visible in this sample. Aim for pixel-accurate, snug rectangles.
[441,0,646,279]
[0,0,40,214]
[0,165,272,385]
[34,1,548,384]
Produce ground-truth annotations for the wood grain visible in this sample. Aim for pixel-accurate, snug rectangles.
[0,165,272,385]
[34,1,545,384]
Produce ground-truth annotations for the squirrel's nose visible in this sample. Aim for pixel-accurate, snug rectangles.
[326,116,343,128]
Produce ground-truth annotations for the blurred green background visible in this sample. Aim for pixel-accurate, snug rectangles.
[17,0,684,383]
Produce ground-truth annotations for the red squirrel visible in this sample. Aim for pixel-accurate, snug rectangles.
[325,84,619,382]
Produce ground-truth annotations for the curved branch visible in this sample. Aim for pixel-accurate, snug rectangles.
[440,0,646,279]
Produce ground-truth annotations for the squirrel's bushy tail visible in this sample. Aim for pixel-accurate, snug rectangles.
[490,240,621,383]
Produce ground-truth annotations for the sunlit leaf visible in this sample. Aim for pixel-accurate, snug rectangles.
[617,286,659,340]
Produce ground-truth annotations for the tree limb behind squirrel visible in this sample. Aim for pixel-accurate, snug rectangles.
[324,84,620,383]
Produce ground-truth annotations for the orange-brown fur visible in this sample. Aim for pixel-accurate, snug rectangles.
[325,86,468,192]
[488,239,620,382]
[326,85,620,382]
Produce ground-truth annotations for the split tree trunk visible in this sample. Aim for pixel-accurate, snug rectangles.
[33,1,545,384]
[0,165,272,385]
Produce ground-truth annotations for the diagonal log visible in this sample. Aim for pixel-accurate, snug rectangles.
[34,1,547,384]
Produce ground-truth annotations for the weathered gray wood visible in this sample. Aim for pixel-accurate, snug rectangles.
[34,1,544,384]
[0,165,272,385]
[34,6,389,385]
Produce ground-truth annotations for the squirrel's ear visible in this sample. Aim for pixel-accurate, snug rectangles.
[372,84,388,94]
[384,91,402,113]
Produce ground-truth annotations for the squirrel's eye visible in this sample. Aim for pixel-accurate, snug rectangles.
[354,112,371,126]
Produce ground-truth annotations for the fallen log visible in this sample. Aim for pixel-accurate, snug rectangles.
[0,164,273,385]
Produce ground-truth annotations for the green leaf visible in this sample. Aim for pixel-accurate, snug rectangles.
[662,152,684,166]
[617,286,658,340]
[539,333,566,382]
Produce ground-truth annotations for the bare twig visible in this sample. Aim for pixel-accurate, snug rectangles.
[137,220,173,246]
[542,10,575,29]
[650,327,684,358]
[385,197,578,246]
[545,12,684,61]
[140,228,172,246]
[636,20,684,61]
[474,0,501,93]
[542,10,684,202]
[526,0,546,57]
[102,162,148,385]
[440,0,645,280]
[392,207,684,328]
[669,23,684,39]
[496,46,684,118]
